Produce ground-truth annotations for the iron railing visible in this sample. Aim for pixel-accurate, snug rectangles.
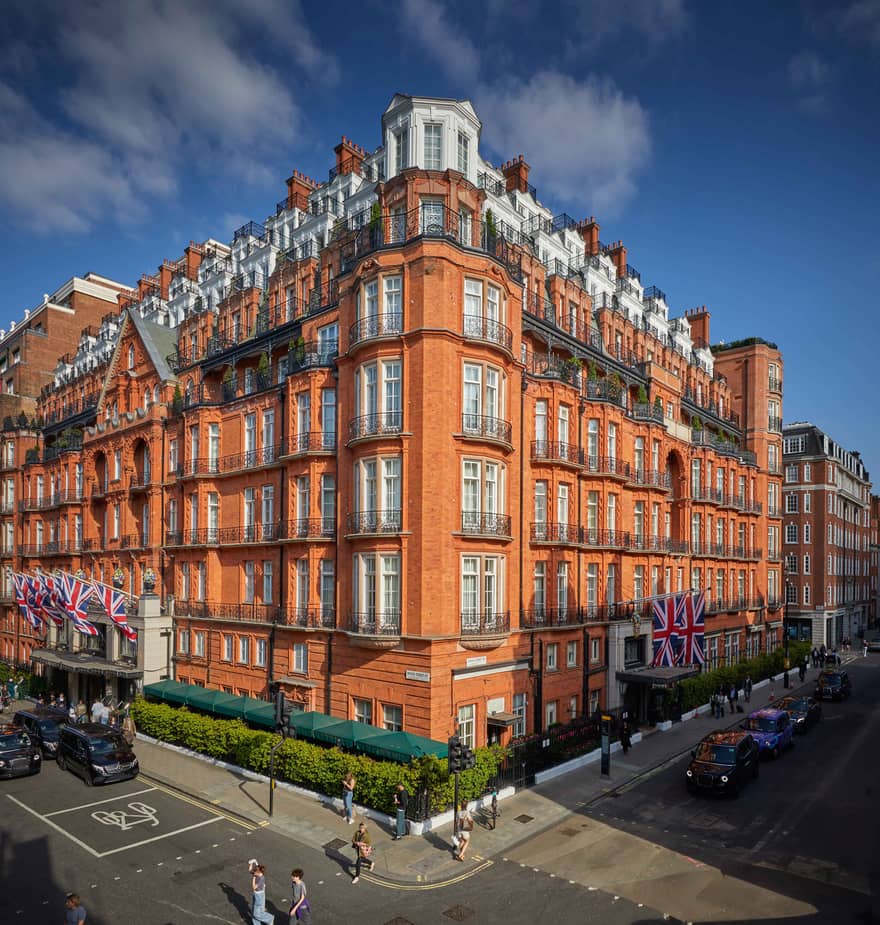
[348,412,403,441]
[345,510,403,534]
[461,413,512,444]
[460,512,512,537]
[462,316,513,352]
[347,611,401,636]
[460,611,510,636]
[349,313,403,347]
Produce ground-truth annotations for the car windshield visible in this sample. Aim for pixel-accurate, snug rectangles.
[784,700,808,711]
[695,743,735,763]
[89,734,126,756]
[819,675,841,685]
[0,731,30,747]
[744,717,778,732]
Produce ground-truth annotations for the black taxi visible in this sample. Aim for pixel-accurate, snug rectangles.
[0,723,42,778]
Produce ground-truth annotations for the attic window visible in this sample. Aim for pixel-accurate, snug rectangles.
[128,345,135,370]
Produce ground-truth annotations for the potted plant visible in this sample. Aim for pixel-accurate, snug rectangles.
[142,567,157,593]
[637,384,648,404]
[257,352,270,381]
[112,567,126,590]
[692,415,702,431]
[607,372,622,399]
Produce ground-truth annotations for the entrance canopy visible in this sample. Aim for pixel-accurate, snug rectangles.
[32,648,141,680]
[615,665,701,688]
[142,682,448,762]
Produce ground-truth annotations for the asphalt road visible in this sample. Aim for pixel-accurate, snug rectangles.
[562,655,880,924]
[0,757,667,924]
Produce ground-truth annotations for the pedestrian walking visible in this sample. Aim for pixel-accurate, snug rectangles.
[64,892,87,924]
[620,720,632,755]
[122,713,136,746]
[744,675,752,703]
[811,647,818,669]
[68,703,77,724]
[864,640,869,657]
[289,868,311,923]
[58,692,66,709]
[798,661,806,682]
[75,699,87,723]
[351,822,374,883]
[392,782,409,839]
[453,804,474,861]
[89,698,102,723]
[716,686,725,718]
[248,861,274,924]
[341,771,355,825]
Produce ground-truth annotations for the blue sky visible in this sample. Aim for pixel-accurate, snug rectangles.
[1,0,878,477]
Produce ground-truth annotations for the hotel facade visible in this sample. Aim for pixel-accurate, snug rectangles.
[0,95,791,745]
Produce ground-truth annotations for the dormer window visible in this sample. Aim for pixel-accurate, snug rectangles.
[128,345,135,369]
[424,123,442,170]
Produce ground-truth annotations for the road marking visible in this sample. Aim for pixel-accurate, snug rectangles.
[365,859,494,890]
[6,795,100,857]
[44,787,157,817]
[92,802,160,831]
[136,775,257,830]
[98,816,223,857]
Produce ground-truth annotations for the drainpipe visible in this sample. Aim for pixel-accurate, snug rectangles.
[519,373,527,643]
[270,380,288,696]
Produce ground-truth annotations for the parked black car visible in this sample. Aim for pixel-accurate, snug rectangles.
[57,723,138,786]
[0,723,42,778]
[778,696,822,732]
[686,730,759,797]
[814,669,852,701]
[13,708,70,758]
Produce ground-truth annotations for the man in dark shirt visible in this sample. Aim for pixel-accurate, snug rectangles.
[393,783,409,839]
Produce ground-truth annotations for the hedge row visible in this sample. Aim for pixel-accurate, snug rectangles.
[678,641,812,712]
[130,700,503,815]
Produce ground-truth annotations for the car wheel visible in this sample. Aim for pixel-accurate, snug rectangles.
[84,771,94,787]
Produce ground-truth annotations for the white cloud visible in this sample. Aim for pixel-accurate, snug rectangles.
[477,71,651,215]
[0,0,336,233]
[788,50,833,114]
[562,0,689,51]
[400,0,481,86]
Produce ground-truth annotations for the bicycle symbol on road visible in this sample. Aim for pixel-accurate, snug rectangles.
[92,802,160,832]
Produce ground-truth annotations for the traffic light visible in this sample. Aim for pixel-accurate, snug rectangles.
[271,683,291,735]
[460,743,476,771]
[447,734,462,774]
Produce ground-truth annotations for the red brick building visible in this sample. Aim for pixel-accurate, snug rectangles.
[1,95,787,744]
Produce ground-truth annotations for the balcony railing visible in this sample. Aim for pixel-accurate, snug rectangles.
[282,518,336,539]
[129,473,152,490]
[347,611,401,636]
[218,523,283,544]
[346,510,403,535]
[630,468,671,489]
[20,541,81,556]
[176,601,281,624]
[460,611,510,636]
[768,416,783,433]
[580,527,630,548]
[461,413,512,444]
[768,377,782,394]
[531,440,582,466]
[530,522,578,544]
[584,455,631,478]
[460,512,512,537]
[337,204,523,283]
[349,313,403,348]
[348,412,403,441]
[519,607,583,628]
[290,432,337,454]
[120,534,148,549]
[276,607,336,629]
[462,316,513,352]
[628,402,664,424]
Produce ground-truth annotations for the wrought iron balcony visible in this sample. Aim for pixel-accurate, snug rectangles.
[282,517,336,540]
[530,440,582,466]
[91,481,109,499]
[530,522,578,544]
[584,455,631,479]
[581,527,629,548]
[630,468,671,489]
[129,473,152,491]
[348,412,403,441]
[276,607,336,629]
[462,316,513,352]
[347,611,401,636]
[461,413,512,444]
[176,601,281,624]
[290,432,337,454]
[768,377,782,394]
[460,511,512,537]
[460,611,510,636]
[120,534,148,549]
[346,510,403,535]
[628,402,664,424]
[519,607,583,628]
[349,313,403,348]
[217,523,283,544]
[768,416,783,433]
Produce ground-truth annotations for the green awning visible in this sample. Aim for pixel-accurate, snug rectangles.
[242,702,276,728]
[184,688,243,712]
[288,711,340,736]
[358,730,448,762]
[210,696,252,719]
[143,680,191,704]
[310,719,388,749]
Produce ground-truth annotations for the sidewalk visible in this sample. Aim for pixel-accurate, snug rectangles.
[106,660,853,885]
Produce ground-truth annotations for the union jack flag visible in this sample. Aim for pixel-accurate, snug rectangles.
[13,573,42,630]
[675,591,706,666]
[651,594,683,667]
[37,574,67,627]
[94,581,137,642]
[59,573,99,636]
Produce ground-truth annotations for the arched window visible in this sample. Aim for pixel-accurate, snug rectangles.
[153,385,160,404]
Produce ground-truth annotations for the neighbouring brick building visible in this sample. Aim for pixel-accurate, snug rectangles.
[1,95,791,743]
[781,422,873,646]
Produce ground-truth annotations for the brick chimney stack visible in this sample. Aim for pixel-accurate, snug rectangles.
[184,242,204,280]
[501,154,531,194]
[285,169,318,210]
[334,136,366,177]
[685,306,711,347]
[576,217,600,256]
[606,241,627,279]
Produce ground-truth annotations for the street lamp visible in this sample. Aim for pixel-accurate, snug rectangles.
[783,569,791,689]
